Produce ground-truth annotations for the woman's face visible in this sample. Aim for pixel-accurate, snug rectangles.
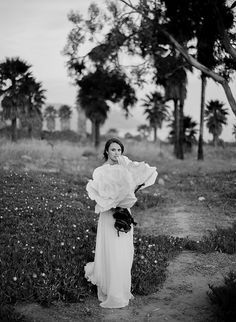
[107,142,122,164]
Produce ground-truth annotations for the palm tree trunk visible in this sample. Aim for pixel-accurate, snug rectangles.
[28,122,33,138]
[11,117,17,142]
[153,126,157,142]
[198,74,207,160]
[94,120,100,148]
[178,98,184,160]
[174,99,180,158]
[213,134,217,147]
[91,120,95,143]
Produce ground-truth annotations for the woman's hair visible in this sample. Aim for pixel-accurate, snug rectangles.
[103,138,124,161]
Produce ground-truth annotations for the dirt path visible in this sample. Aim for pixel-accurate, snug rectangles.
[16,251,236,322]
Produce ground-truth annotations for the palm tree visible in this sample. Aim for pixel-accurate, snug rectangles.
[58,104,72,131]
[44,105,57,132]
[0,57,31,141]
[196,16,219,160]
[142,91,169,142]
[154,54,189,159]
[183,116,198,153]
[169,115,198,153]
[205,100,229,146]
[78,68,136,147]
[19,75,46,138]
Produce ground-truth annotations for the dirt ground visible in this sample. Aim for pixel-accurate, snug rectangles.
[15,173,236,322]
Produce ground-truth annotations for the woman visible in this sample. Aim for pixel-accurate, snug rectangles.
[85,138,157,308]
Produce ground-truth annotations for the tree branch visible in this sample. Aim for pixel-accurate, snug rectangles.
[119,0,236,116]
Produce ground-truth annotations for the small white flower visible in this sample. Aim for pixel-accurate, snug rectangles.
[39,250,43,254]
[61,242,64,246]
[32,273,37,278]
[41,273,46,277]
[13,276,17,281]
[198,196,205,201]
[154,260,157,263]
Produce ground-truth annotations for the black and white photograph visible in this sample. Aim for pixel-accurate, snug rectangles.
[0,0,236,321]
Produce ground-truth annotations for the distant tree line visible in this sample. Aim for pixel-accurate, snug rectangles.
[0,57,74,140]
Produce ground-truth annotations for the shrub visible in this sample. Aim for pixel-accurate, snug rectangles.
[208,271,236,322]
[132,233,184,294]
[196,222,236,254]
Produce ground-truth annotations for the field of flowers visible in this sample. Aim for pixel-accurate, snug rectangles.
[0,169,188,308]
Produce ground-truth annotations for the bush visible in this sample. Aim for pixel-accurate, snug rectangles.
[208,271,236,322]
[202,223,236,254]
[132,233,184,294]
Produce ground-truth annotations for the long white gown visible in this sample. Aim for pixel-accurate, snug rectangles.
[84,156,157,308]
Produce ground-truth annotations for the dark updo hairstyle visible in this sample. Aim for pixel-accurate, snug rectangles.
[103,138,124,161]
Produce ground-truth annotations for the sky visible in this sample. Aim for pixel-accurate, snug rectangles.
[0,0,236,141]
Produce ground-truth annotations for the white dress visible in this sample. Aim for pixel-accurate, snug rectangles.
[84,156,157,308]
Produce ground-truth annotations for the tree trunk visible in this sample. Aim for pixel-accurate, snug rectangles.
[28,123,33,139]
[213,134,218,147]
[91,121,95,143]
[94,120,100,148]
[178,98,184,160]
[198,74,207,160]
[153,126,157,142]
[174,99,180,158]
[11,117,17,142]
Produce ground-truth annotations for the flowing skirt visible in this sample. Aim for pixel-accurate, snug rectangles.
[84,210,134,308]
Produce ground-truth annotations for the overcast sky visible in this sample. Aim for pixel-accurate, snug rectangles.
[0,0,236,141]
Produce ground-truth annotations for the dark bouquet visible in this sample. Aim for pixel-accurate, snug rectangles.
[113,207,137,237]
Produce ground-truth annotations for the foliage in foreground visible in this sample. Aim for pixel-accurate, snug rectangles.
[1,169,236,309]
[0,170,181,306]
[208,271,236,322]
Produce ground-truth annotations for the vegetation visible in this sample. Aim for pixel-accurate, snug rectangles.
[58,105,72,131]
[0,57,46,141]
[208,271,236,322]
[205,99,229,146]
[0,138,236,321]
[43,105,57,132]
[142,91,170,142]
[168,115,198,153]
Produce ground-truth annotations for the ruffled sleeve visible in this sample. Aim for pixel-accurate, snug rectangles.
[86,165,137,213]
[117,155,158,190]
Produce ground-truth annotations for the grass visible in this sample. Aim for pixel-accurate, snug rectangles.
[0,138,236,321]
[1,137,236,175]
